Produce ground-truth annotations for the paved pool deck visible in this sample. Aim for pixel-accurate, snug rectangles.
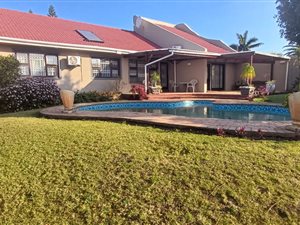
[40,99,300,139]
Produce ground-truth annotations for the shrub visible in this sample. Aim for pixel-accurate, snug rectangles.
[235,126,246,137]
[216,127,225,136]
[130,84,148,100]
[0,77,60,113]
[74,91,121,103]
[0,55,20,88]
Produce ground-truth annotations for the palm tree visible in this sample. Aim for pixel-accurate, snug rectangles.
[285,44,300,91]
[284,44,300,61]
[230,31,263,51]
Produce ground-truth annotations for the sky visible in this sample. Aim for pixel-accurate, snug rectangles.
[0,0,288,53]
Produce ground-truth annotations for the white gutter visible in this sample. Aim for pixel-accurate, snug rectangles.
[255,51,290,60]
[144,51,175,92]
[0,36,136,54]
[221,51,290,60]
[172,48,220,56]
[131,48,220,57]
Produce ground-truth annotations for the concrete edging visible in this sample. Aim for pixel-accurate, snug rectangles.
[40,100,299,139]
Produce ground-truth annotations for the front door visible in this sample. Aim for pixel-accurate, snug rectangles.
[207,64,225,90]
[160,63,168,91]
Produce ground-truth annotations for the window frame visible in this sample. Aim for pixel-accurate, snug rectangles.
[91,57,121,79]
[128,59,147,84]
[129,59,138,77]
[16,53,30,76]
[15,52,59,78]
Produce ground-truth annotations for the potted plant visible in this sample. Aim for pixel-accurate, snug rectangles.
[150,71,162,94]
[240,63,256,97]
[288,83,300,127]
[60,90,75,112]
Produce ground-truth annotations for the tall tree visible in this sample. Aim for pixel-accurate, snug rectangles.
[276,0,300,45]
[48,5,57,17]
[28,9,33,13]
[285,44,300,90]
[230,31,263,51]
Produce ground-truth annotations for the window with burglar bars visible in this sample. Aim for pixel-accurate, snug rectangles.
[16,53,59,77]
[91,58,120,78]
[129,59,145,83]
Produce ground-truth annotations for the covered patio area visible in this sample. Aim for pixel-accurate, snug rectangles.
[211,51,290,92]
[126,48,290,94]
[127,48,218,93]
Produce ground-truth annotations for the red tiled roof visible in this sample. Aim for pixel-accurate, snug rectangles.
[158,25,231,54]
[0,8,159,51]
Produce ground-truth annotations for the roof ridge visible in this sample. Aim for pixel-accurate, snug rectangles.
[140,16,175,27]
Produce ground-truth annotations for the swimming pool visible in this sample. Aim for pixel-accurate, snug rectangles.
[78,100,290,122]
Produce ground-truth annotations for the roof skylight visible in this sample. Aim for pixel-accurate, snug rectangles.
[76,30,104,43]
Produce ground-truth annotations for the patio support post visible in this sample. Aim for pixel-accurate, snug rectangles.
[144,66,148,92]
[174,60,177,92]
[285,60,290,91]
[270,62,274,80]
[144,51,175,93]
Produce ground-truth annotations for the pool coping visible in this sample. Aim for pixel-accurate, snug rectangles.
[40,100,300,139]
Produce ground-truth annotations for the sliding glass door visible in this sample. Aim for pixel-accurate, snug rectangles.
[160,63,168,90]
[207,64,225,90]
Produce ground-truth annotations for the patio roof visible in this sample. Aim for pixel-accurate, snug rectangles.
[126,48,220,61]
[127,49,290,64]
[219,51,290,64]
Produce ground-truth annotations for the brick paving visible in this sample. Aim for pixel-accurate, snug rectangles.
[40,100,300,139]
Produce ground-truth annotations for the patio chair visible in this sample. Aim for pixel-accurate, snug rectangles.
[186,79,198,92]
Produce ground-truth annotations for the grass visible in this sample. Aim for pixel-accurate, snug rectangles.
[253,94,289,106]
[0,110,300,224]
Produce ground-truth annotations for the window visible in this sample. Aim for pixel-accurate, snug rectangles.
[91,58,120,78]
[16,53,30,76]
[16,53,58,77]
[129,59,146,83]
[29,54,46,76]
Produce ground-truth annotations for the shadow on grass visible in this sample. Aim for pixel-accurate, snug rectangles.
[0,109,41,118]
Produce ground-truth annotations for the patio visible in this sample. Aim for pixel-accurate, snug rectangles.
[147,91,245,100]
[127,49,290,94]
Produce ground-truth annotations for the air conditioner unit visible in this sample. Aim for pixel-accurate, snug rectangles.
[171,45,182,49]
[67,56,81,66]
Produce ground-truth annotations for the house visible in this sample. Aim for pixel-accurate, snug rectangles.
[0,8,290,93]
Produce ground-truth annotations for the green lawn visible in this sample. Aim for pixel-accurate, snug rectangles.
[253,94,289,106]
[0,111,299,224]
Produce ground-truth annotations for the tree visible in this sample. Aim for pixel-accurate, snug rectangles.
[285,45,300,61]
[230,31,263,51]
[48,5,57,17]
[276,0,300,45]
[28,9,33,13]
[285,44,300,90]
[0,55,20,88]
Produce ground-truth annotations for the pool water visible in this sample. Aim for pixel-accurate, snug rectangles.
[79,100,291,122]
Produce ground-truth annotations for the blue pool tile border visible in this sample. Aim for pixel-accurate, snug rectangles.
[78,100,290,116]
